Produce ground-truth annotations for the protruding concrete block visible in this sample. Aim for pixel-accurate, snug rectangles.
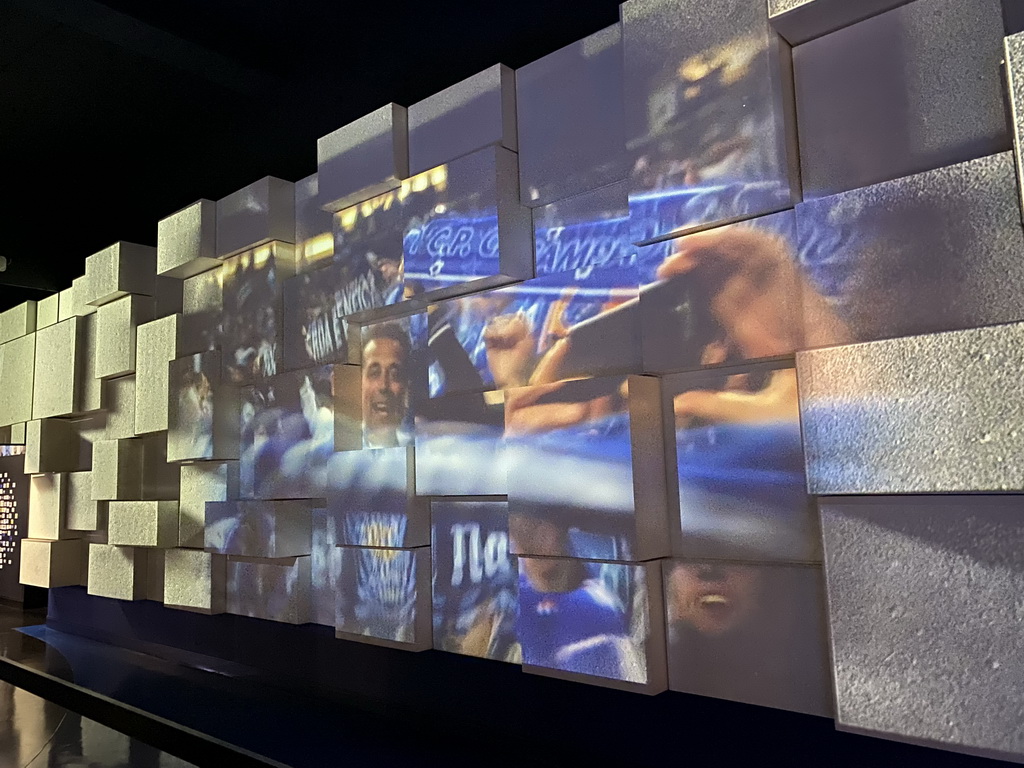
[181,265,222,355]
[318,104,409,212]
[215,177,295,259]
[0,302,37,342]
[57,287,76,323]
[24,419,80,475]
[76,313,103,415]
[205,500,312,558]
[0,333,36,427]
[293,173,335,274]
[87,543,150,600]
[167,351,239,463]
[32,318,81,419]
[108,500,179,548]
[163,548,226,613]
[36,294,58,330]
[95,295,154,379]
[134,314,182,435]
[90,439,142,501]
[157,199,220,278]
[408,64,517,175]
[20,538,83,588]
[226,554,311,624]
[770,0,912,45]
[8,422,25,445]
[179,462,239,549]
[103,375,137,441]
[83,242,157,306]
[66,470,102,531]
[27,473,79,541]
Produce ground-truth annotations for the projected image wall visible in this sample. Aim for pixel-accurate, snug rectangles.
[14,0,1024,760]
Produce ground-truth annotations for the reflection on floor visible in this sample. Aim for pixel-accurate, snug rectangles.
[0,680,196,768]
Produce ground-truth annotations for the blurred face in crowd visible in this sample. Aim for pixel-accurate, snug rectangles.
[668,562,761,636]
[362,337,408,441]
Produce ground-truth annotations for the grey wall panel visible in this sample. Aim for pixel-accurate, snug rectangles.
[770,0,912,45]
[181,265,222,356]
[0,333,36,427]
[163,548,226,613]
[335,544,431,650]
[27,473,77,541]
[24,419,80,475]
[506,375,668,562]
[665,559,831,715]
[95,295,154,379]
[516,25,626,207]
[167,351,238,462]
[178,461,238,549]
[0,302,36,342]
[622,0,798,243]
[226,554,311,624]
[157,199,219,278]
[797,152,1024,350]
[87,543,149,600]
[36,294,58,330]
[66,470,101,531]
[108,501,179,548]
[408,64,517,175]
[32,318,81,419]
[20,538,83,588]
[57,287,76,323]
[820,496,1024,759]
[205,500,312,558]
[215,177,295,259]
[76,313,103,415]
[134,314,182,435]
[90,439,142,501]
[793,0,1010,199]
[519,557,666,693]
[83,242,157,306]
[103,375,137,441]
[798,323,1024,494]
[317,104,409,212]
[1005,31,1024,220]
[293,173,334,275]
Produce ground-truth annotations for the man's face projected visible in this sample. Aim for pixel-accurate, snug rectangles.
[668,562,760,636]
[362,337,408,439]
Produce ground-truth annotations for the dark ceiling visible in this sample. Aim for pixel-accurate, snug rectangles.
[0,0,623,310]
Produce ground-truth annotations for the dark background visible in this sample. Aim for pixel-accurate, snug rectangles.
[0,0,622,310]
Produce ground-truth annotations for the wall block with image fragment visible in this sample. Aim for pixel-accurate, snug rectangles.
[516,25,627,207]
[506,374,668,563]
[310,507,338,626]
[664,559,832,715]
[408,64,517,176]
[166,351,239,463]
[793,0,1011,199]
[219,242,295,386]
[180,265,222,356]
[293,173,335,275]
[664,362,820,563]
[798,323,1024,494]
[335,544,431,651]
[227,554,311,624]
[622,0,799,244]
[532,181,630,277]
[178,461,238,549]
[317,104,409,213]
[432,500,519,663]
[796,151,1024,350]
[519,556,666,693]
[157,199,219,279]
[215,177,295,259]
[820,496,1024,760]
[359,316,425,449]
[205,500,312,559]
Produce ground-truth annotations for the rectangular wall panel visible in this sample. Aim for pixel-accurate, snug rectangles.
[205,500,312,558]
[226,555,311,624]
[215,177,295,259]
[32,318,81,419]
[167,351,238,462]
[83,242,157,306]
[820,496,1024,760]
[90,439,142,501]
[95,295,153,379]
[27,474,78,541]
[163,548,226,613]
[134,314,182,434]
[87,543,149,600]
[108,501,179,548]
[76,313,103,414]
[66,470,101,531]
[36,294,58,330]
[24,419,80,475]
[798,323,1024,494]
[157,199,220,278]
[20,539,83,588]
[178,461,238,549]
[293,173,335,274]
[532,180,630,276]
[770,0,913,44]
[0,333,36,427]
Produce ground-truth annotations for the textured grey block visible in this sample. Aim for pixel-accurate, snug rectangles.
[622,0,798,242]
[20,538,83,588]
[103,375,137,441]
[32,318,81,419]
[0,302,36,342]
[797,152,1024,349]
[820,496,1024,760]
[108,500,179,548]
[1006,31,1024,220]
[95,295,154,379]
[24,419,80,475]
[155,276,184,318]
[294,173,335,274]
[36,294,58,330]
[769,0,912,44]
[167,351,239,462]
[181,265,222,355]
[798,323,1024,494]
[664,559,831,714]
[0,333,36,427]
[519,557,667,693]
[157,199,220,278]
[27,473,78,541]
[57,287,76,323]
[516,25,626,207]
[8,422,25,444]
[179,462,239,549]
[318,104,409,212]
[227,554,311,624]
[87,543,149,600]
[83,242,157,306]
[215,177,295,259]
[506,375,669,561]
[134,314,182,435]
[205,500,312,558]
[90,439,142,501]
[66,470,101,531]
[335,544,431,650]
[163,548,226,613]
[408,64,517,175]
[793,0,1010,199]
[75,313,103,415]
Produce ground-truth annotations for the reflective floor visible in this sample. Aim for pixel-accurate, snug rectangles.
[0,680,196,767]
